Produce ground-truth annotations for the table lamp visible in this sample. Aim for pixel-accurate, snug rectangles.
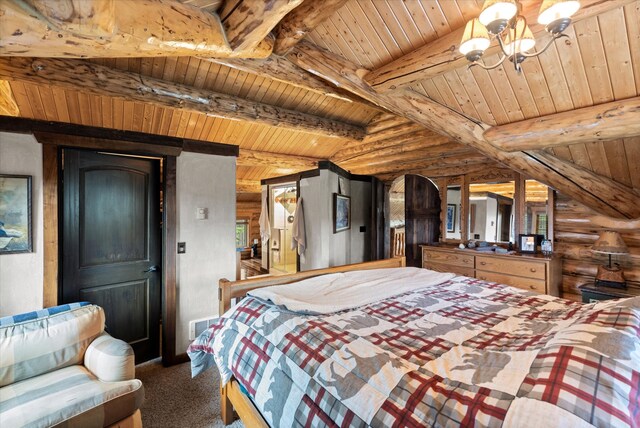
[591,231,628,289]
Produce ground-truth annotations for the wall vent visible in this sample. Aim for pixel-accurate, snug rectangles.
[189,316,219,340]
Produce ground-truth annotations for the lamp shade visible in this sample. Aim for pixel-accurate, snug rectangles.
[538,0,581,25]
[459,19,491,56]
[502,19,535,55]
[591,231,629,255]
[479,0,518,33]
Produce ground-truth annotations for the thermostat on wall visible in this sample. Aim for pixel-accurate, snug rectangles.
[196,207,208,220]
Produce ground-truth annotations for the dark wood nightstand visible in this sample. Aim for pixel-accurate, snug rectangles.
[578,283,640,303]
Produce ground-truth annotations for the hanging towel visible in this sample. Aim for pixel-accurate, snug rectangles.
[291,197,306,255]
[259,193,271,243]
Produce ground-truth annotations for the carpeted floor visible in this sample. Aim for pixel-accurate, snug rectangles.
[136,359,245,428]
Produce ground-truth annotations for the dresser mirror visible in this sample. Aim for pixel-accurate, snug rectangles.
[468,181,515,243]
[524,180,549,239]
[445,185,462,240]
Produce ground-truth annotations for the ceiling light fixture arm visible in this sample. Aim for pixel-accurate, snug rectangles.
[460,0,581,74]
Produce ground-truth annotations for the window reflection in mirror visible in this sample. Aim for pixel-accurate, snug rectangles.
[445,185,462,240]
[524,180,549,239]
[468,181,515,243]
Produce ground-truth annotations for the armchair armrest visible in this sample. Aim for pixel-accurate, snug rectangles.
[84,332,135,382]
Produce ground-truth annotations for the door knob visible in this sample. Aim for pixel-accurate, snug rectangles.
[144,265,159,273]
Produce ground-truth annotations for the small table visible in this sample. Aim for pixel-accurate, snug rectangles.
[578,283,639,303]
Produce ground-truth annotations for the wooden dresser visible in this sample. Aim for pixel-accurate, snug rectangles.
[421,245,561,296]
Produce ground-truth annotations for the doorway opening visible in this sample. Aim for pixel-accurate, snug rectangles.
[269,183,298,274]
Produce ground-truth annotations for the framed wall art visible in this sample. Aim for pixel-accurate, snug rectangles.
[446,204,456,233]
[0,174,32,254]
[333,193,351,233]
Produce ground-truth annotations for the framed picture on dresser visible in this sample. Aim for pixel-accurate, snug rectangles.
[519,234,537,254]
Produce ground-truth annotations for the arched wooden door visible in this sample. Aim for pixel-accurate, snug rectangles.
[404,174,441,267]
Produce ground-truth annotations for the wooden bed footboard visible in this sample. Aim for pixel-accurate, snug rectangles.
[218,257,406,315]
[218,257,406,426]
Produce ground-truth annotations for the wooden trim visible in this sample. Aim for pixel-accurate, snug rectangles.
[182,140,239,157]
[547,188,555,244]
[1,116,239,157]
[35,132,183,157]
[514,174,526,239]
[219,257,406,314]
[460,175,469,243]
[42,145,59,308]
[260,169,320,185]
[162,156,178,366]
[440,177,448,243]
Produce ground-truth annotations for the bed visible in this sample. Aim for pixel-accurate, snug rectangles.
[188,258,640,427]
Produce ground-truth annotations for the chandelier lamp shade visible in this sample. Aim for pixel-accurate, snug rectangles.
[459,0,581,72]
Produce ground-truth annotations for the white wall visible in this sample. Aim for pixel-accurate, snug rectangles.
[299,170,371,271]
[176,152,236,354]
[0,133,44,317]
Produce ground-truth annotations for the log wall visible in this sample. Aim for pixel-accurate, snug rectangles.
[237,201,261,249]
[554,193,640,302]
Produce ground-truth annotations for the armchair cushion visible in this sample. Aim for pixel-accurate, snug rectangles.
[0,365,144,428]
[0,303,104,387]
[85,333,135,382]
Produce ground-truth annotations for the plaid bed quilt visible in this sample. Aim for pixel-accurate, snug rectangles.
[188,275,640,427]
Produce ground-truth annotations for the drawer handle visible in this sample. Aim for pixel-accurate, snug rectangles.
[463,259,470,263]
[479,276,486,280]
[530,268,537,272]
[480,261,487,266]
[529,285,536,290]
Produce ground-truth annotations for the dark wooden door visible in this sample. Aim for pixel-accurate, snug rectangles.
[62,149,161,363]
[405,174,441,267]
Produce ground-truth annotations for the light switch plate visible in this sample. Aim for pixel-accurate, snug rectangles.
[177,242,186,254]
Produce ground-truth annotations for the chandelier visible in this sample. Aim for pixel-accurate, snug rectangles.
[459,0,581,72]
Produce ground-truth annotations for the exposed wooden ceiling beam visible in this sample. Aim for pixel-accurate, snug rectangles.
[0,80,19,116]
[363,0,635,92]
[376,163,507,183]
[273,0,349,55]
[0,0,273,58]
[0,57,365,141]
[484,97,640,151]
[339,143,471,168]
[202,56,354,103]
[221,0,303,52]
[236,179,262,193]
[366,114,412,134]
[237,149,319,169]
[332,131,449,163]
[347,154,488,176]
[286,41,640,219]
[364,122,426,142]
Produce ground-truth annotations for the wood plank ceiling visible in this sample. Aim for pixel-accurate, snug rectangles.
[1,0,639,208]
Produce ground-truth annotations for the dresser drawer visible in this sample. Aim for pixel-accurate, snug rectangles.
[423,249,474,268]
[476,271,546,293]
[476,256,546,280]
[424,261,474,278]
